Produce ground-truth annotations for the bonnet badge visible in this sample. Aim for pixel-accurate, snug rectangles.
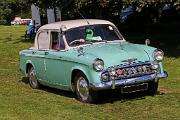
[122,58,137,64]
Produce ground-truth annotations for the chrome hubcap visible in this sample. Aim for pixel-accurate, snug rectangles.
[77,77,89,101]
[29,68,38,86]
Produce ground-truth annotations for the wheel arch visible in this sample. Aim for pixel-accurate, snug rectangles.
[70,68,89,91]
[71,68,98,103]
[25,60,35,75]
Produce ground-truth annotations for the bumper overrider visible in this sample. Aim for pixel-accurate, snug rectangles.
[90,73,168,90]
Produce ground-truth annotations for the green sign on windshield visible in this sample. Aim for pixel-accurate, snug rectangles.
[85,29,94,41]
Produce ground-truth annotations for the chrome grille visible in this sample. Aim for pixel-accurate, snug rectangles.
[102,62,157,81]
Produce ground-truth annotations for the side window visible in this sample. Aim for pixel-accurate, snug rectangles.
[38,31,49,49]
[51,32,65,50]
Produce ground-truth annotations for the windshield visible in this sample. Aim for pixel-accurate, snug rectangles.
[65,24,124,47]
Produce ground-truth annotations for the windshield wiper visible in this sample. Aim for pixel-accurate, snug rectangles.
[84,40,108,45]
[85,41,93,44]
[100,40,108,43]
[91,39,108,43]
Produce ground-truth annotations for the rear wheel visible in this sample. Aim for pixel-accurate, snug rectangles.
[27,66,40,89]
[74,72,98,103]
[147,80,159,95]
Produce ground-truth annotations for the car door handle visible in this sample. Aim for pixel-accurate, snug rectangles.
[45,52,49,55]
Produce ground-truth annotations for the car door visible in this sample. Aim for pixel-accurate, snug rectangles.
[30,50,46,81]
[34,30,50,82]
[44,31,67,86]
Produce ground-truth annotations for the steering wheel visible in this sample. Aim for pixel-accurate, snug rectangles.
[69,39,85,46]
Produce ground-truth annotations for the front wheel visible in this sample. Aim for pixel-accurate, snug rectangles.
[74,72,98,103]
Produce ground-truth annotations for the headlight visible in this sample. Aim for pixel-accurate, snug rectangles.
[153,49,164,61]
[93,58,104,72]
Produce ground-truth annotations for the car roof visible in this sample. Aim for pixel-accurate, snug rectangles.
[33,19,118,50]
[38,19,115,31]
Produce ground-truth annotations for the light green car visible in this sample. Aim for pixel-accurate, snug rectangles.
[19,19,168,103]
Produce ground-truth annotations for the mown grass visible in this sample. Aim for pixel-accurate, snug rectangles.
[0,25,179,120]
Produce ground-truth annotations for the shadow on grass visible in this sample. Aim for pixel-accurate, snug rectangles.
[41,86,76,99]
[18,35,34,44]
[0,36,13,43]
[96,89,165,104]
[20,77,164,104]
[10,35,34,44]
[21,77,76,99]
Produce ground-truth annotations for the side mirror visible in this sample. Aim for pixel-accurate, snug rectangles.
[145,39,150,46]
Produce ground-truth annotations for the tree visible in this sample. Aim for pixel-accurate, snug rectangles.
[18,0,180,22]
[0,0,31,24]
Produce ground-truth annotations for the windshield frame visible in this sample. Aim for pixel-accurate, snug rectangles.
[64,24,125,48]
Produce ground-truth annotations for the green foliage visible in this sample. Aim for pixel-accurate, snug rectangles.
[0,0,30,25]
[3,8,13,24]
[0,0,180,24]
[121,0,179,11]
[27,0,180,21]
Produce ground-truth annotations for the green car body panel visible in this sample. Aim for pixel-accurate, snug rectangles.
[19,19,167,93]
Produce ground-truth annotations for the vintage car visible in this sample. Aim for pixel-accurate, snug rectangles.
[19,19,167,103]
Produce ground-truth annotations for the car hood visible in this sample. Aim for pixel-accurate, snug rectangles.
[82,42,153,68]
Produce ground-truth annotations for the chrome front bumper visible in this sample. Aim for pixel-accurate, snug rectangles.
[90,73,168,90]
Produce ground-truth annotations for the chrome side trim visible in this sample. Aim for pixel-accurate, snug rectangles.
[90,73,168,90]
[24,54,45,58]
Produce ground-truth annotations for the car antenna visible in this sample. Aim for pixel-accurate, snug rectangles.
[76,9,90,25]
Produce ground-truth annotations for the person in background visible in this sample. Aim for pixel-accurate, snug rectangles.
[27,20,34,39]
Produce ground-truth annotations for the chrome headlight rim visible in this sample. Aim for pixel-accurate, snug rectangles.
[153,49,164,62]
[93,58,104,72]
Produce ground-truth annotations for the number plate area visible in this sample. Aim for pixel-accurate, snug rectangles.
[121,83,148,93]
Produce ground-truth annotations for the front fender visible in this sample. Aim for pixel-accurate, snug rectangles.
[68,64,101,90]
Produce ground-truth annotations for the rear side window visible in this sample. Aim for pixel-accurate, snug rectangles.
[38,31,49,49]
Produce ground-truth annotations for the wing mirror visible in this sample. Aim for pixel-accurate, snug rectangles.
[145,39,150,46]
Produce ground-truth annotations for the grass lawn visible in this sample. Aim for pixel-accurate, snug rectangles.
[0,25,179,120]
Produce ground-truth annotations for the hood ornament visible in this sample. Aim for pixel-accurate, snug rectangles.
[77,47,85,56]
[122,58,137,64]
